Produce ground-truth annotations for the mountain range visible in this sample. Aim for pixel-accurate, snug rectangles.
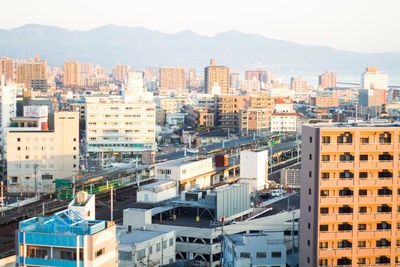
[0,24,399,77]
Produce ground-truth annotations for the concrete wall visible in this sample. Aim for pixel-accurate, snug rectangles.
[299,125,319,267]
[137,187,177,203]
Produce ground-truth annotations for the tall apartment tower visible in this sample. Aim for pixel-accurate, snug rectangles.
[290,77,308,92]
[0,57,15,82]
[361,67,388,90]
[63,61,81,87]
[204,59,230,94]
[300,123,400,267]
[159,67,186,89]
[319,70,337,89]
[16,58,47,88]
[112,64,129,81]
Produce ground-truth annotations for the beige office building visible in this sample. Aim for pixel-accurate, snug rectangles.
[63,61,81,88]
[16,60,47,88]
[204,59,230,94]
[6,112,79,193]
[319,70,337,89]
[112,64,129,81]
[0,57,15,82]
[159,67,186,90]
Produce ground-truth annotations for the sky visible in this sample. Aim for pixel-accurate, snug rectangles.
[1,0,399,53]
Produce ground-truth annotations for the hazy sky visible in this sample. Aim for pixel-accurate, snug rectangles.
[2,0,399,53]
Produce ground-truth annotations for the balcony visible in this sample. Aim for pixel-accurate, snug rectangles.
[320,143,355,153]
[357,247,391,256]
[358,212,392,221]
[320,213,353,222]
[320,196,353,205]
[23,258,84,267]
[318,248,352,258]
[319,231,353,240]
[359,178,393,187]
[358,230,391,239]
[320,179,354,187]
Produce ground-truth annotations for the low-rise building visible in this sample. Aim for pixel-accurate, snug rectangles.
[17,208,118,267]
[155,156,216,191]
[118,227,175,267]
[240,149,268,191]
[223,230,287,267]
[309,96,339,108]
[280,168,300,188]
[270,113,297,132]
[137,180,177,203]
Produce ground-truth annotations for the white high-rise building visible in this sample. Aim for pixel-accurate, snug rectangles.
[0,75,17,159]
[85,95,156,159]
[125,71,145,93]
[361,67,388,90]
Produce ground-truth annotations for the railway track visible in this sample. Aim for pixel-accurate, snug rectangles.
[0,179,155,259]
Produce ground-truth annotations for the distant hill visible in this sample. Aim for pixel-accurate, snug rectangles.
[0,24,399,75]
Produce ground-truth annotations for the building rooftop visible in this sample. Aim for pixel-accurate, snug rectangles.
[306,122,400,128]
[226,230,284,246]
[19,209,107,236]
[156,156,209,168]
[117,226,171,251]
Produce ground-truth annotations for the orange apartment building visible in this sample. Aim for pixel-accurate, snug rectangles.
[186,105,214,127]
[319,70,337,89]
[159,67,186,90]
[300,123,400,267]
[214,95,248,130]
[310,96,339,108]
[204,59,230,94]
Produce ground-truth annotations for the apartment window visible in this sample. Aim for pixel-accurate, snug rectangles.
[17,147,21,151]
[338,240,352,248]
[359,172,368,179]
[156,242,161,251]
[322,136,330,144]
[28,248,48,259]
[321,155,330,162]
[322,172,330,179]
[309,171,312,177]
[11,177,18,184]
[320,207,329,214]
[307,257,310,263]
[73,147,77,150]
[148,246,152,254]
[60,251,74,260]
[359,189,367,196]
[320,242,328,249]
[320,190,329,197]
[95,248,104,258]
[379,132,391,144]
[169,238,173,247]
[358,241,366,247]
[308,188,311,195]
[308,223,311,229]
[240,252,250,258]
[73,138,76,141]
[308,206,311,212]
[136,248,146,260]
[360,154,368,161]
[377,221,391,230]
[377,239,391,247]
[307,240,310,246]
[256,252,266,258]
[360,137,369,144]
[376,256,390,264]
[17,138,21,142]
[309,137,312,143]
[42,174,53,180]
[309,154,312,160]
[73,155,76,159]
[358,258,366,265]
[359,207,367,213]
[320,225,328,231]
[163,240,167,249]
[271,252,281,258]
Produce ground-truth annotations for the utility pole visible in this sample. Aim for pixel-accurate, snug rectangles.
[33,164,39,197]
[1,181,3,216]
[296,130,300,163]
[219,217,225,267]
[72,172,76,199]
[110,186,114,221]
[292,207,295,254]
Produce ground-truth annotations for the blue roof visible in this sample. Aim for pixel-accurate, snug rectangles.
[19,209,107,236]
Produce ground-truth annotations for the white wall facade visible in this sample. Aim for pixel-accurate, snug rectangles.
[270,114,297,132]
[240,150,268,191]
